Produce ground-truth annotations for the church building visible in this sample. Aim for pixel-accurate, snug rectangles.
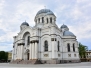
[12,9,80,64]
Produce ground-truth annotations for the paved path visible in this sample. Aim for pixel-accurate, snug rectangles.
[0,62,91,68]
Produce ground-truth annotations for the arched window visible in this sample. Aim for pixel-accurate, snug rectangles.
[67,43,70,52]
[58,41,60,51]
[44,40,48,51]
[50,17,52,23]
[47,18,48,23]
[73,43,75,52]
[42,17,44,23]
[38,18,40,23]
[27,36,30,45]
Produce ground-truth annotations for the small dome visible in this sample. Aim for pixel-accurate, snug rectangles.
[61,24,68,28]
[36,9,54,15]
[63,31,75,36]
[21,21,29,26]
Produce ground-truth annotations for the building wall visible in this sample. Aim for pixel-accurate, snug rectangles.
[85,50,91,61]
[8,51,12,61]
[12,9,80,63]
[12,25,80,63]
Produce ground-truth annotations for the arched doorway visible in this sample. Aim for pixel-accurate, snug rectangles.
[27,52,29,60]
[26,49,30,60]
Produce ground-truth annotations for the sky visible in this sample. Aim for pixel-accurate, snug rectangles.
[0,0,91,51]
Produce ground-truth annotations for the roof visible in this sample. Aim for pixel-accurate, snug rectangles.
[36,9,54,15]
[61,24,68,28]
[21,21,29,26]
[63,31,75,36]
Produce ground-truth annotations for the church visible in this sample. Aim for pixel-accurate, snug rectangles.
[12,8,80,64]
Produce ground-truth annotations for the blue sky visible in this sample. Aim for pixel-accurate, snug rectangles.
[0,0,91,51]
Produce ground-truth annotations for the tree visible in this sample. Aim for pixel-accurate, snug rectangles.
[78,43,88,59]
[0,51,8,62]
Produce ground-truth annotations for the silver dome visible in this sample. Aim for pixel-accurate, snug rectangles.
[36,9,54,15]
[61,24,68,28]
[21,21,29,26]
[63,31,75,36]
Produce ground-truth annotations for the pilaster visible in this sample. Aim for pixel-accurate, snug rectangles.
[29,43,32,59]
[35,41,38,59]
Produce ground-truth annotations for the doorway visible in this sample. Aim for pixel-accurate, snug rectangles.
[27,53,29,60]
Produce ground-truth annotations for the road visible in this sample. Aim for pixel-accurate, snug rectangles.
[0,62,91,68]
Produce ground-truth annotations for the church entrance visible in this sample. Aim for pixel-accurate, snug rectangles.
[27,53,29,60]
[25,49,30,60]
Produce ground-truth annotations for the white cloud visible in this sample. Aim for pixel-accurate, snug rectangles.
[15,0,44,27]
[0,0,91,51]
[0,44,12,51]
[69,21,91,40]
[54,0,91,48]
[0,31,17,42]
[0,0,5,15]
[70,7,83,20]
[0,0,45,51]
[77,0,91,3]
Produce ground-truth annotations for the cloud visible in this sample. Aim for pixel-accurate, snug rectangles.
[0,0,91,51]
[0,44,12,51]
[77,0,91,3]
[54,0,91,49]
[0,0,45,51]
[69,21,91,40]
[0,0,5,15]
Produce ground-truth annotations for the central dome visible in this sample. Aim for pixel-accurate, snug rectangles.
[36,9,54,15]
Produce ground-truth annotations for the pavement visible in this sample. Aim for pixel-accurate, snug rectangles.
[0,62,91,68]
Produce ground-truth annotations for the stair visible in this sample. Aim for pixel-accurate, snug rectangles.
[34,60,43,64]
[19,60,31,64]
[11,59,42,64]
[10,60,22,64]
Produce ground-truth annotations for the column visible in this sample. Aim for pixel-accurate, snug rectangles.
[21,45,23,60]
[19,45,20,59]
[52,38,54,58]
[12,48,14,60]
[40,18,42,23]
[15,44,17,60]
[52,38,57,59]
[13,45,16,60]
[54,39,57,58]
[19,45,21,59]
[20,45,21,59]
[12,45,15,60]
[53,18,55,24]
[22,45,24,60]
[17,46,19,59]
[48,18,50,24]
[32,43,35,59]
[30,43,32,59]
[35,42,37,59]
[31,43,33,59]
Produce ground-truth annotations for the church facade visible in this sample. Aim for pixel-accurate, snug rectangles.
[12,9,80,64]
